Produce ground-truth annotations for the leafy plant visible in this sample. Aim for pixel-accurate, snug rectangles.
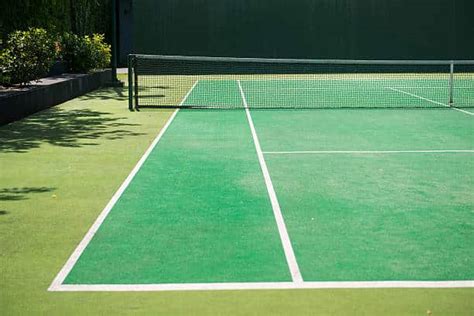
[0,28,111,86]
[59,32,110,73]
[0,50,10,85]
[1,28,57,85]
[1,0,111,45]
[86,34,111,70]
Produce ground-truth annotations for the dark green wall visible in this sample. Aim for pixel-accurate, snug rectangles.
[132,0,474,59]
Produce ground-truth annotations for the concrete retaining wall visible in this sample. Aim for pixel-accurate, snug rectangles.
[0,69,111,125]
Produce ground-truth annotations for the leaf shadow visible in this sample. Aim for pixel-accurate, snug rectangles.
[0,105,144,153]
[0,187,56,201]
[78,86,128,101]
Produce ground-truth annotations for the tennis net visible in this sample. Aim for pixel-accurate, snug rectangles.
[128,54,474,110]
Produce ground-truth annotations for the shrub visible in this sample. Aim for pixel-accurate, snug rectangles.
[59,33,90,73]
[59,33,110,73]
[1,28,57,85]
[0,51,10,85]
[87,34,111,70]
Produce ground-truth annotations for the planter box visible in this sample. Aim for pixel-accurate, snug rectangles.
[0,69,111,125]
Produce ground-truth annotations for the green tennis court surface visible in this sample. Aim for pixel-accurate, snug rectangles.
[50,79,474,291]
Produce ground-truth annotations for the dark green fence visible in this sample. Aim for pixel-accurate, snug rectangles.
[132,0,473,59]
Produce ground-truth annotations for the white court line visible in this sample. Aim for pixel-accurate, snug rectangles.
[388,87,474,116]
[51,280,474,292]
[264,149,474,155]
[244,86,472,92]
[246,87,348,91]
[48,80,200,292]
[242,77,435,82]
[387,86,471,89]
[238,80,303,284]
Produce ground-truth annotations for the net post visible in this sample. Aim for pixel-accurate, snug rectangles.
[134,58,139,111]
[449,61,454,106]
[128,55,134,111]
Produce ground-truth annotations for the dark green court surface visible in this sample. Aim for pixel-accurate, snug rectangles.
[50,79,474,291]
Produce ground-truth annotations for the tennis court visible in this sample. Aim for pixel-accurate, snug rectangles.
[50,67,474,291]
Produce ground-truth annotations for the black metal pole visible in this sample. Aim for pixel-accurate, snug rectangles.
[134,62,139,110]
[128,55,134,111]
[111,0,118,82]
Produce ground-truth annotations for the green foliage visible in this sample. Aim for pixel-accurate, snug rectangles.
[0,0,111,44]
[87,34,112,70]
[0,27,111,86]
[1,28,57,85]
[69,0,111,38]
[0,51,11,85]
[59,33,91,73]
[60,33,111,73]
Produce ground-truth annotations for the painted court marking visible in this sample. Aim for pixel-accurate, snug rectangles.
[246,86,472,92]
[242,77,446,82]
[263,149,474,155]
[387,86,471,89]
[49,79,474,292]
[246,87,356,91]
[52,280,474,292]
[238,80,303,283]
[388,87,474,116]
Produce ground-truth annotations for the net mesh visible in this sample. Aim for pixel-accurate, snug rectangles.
[128,55,474,110]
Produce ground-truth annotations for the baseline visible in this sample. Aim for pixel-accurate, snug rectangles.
[52,280,474,292]
[263,149,474,155]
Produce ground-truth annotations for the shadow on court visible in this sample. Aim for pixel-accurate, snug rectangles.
[0,187,57,216]
[0,187,56,201]
[0,107,143,153]
[78,86,128,101]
